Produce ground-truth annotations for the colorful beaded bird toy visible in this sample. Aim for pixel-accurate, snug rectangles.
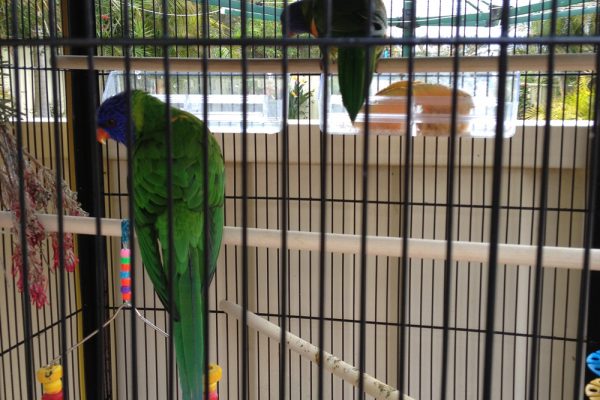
[36,219,221,399]
[587,378,600,399]
[586,350,600,399]
[120,220,132,303]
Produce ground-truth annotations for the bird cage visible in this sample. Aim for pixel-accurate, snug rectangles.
[0,0,599,399]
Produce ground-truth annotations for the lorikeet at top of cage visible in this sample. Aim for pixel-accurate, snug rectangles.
[281,0,388,122]
[96,90,225,400]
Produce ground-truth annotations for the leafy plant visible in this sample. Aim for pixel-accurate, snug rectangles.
[520,74,595,120]
[0,60,17,123]
[288,78,313,119]
[0,0,60,39]
[96,0,321,59]
[516,12,596,120]
[527,12,596,54]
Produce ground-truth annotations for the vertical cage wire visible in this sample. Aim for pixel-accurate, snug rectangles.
[528,1,559,399]
[316,0,331,398]
[278,2,289,400]
[0,0,599,399]
[10,0,35,397]
[2,0,78,396]
[46,0,68,397]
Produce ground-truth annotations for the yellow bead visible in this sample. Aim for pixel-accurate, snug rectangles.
[586,378,600,398]
[36,365,63,384]
[208,364,222,385]
[44,379,63,394]
[209,383,217,392]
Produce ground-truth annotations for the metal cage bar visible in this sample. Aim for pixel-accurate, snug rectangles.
[0,1,598,399]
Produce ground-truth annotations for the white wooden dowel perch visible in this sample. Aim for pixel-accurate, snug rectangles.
[0,211,598,270]
[220,300,414,400]
[56,53,597,73]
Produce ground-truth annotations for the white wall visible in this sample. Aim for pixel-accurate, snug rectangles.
[0,121,592,399]
[102,121,591,400]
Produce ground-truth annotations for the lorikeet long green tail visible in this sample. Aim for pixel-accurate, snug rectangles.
[96,90,225,399]
[281,0,388,122]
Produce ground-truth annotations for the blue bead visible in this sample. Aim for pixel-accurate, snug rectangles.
[121,220,130,248]
[120,272,130,279]
[587,350,600,376]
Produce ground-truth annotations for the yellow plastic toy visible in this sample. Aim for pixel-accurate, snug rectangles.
[586,378,600,399]
[36,364,63,399]
[36,360,221,399]
[206,363,222,400]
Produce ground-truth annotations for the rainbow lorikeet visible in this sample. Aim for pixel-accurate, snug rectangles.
[281,0,388,122]
[96,90,225,399]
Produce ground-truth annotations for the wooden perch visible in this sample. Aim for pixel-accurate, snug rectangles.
[0,212,598,270]
[56,53,597,74]
[220,300,415,400]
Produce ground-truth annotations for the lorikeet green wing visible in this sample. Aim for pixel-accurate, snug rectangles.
[96,90,225,400]
[282,0,388,122]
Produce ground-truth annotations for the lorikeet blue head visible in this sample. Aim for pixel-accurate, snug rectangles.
[96,92,131,145]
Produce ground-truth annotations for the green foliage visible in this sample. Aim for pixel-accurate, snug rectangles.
[551,76,594,120]
[0,99,15,123]
[527,12,597,54]
[520,74,595,120]
[0,0,60,39]
[288,77,313,119]
[98,0,224,57]
[517,12,597,120]
[0,60,17,122]
[96,0,320,59]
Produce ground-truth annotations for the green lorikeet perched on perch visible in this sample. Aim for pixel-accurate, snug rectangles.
[96,90,225,399]
[281,0,388,122]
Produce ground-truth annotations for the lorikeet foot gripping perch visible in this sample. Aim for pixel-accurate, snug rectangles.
[96,90,225,399]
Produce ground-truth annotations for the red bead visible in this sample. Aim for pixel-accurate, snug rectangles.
[121,278,131,286]
[122,292,132,301]
[42,392,63,400]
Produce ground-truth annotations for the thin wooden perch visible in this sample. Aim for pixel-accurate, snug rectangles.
[220,300,414,400]
[0,212,598,270]
[56,53,597,74]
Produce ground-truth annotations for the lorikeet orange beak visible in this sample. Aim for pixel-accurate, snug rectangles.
[96,127,109,144]
[310,20,318,37]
